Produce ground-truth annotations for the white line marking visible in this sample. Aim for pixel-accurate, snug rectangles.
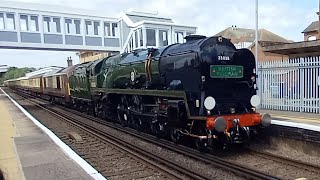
[272,120,320,132]
[0,88,107,180]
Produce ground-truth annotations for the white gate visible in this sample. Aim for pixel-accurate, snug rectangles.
[257,57,320,113]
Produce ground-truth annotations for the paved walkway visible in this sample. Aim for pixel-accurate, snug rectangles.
[258,108,320,127]
[0,88,100,180]
[0,93,24,180]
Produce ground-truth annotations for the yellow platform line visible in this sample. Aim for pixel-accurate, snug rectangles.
[270,113,319,120]
[271,114,320,123]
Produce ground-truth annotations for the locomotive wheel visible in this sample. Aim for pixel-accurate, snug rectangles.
[150,121,160,136]
[132,118,143,131]
[150,121,167,138]
[194,125,209,152]
[117,95,129,127]
[171,129,181,144]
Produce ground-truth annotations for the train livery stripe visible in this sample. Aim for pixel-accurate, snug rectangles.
[67,83,71,96]
[91,88,206,120]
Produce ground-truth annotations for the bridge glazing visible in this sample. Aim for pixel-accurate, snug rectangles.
[0,1,197,53]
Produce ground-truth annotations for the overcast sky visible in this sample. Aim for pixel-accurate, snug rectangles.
[0,0,318,68]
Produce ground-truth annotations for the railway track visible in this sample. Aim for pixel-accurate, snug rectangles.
[7,88,282,180]
[10,88,320,179]
[62,103,320,180]
[5,91,196,180]
[41,101,320,179]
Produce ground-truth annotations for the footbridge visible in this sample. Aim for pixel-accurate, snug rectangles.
[0,1,197,53]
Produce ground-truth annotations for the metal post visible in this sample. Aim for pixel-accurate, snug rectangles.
[255,0,259,67]
[318,0,320,40]
[255,0,260,107]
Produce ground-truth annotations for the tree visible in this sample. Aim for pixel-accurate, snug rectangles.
[0,67,35,85]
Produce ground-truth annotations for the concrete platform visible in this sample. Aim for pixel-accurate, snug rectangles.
[0,88,105,180]
[258,109,320,132]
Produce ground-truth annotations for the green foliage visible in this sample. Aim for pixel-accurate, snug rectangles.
[0,67,36,84]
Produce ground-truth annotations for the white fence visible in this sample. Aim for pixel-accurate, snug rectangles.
[257,57,320,114]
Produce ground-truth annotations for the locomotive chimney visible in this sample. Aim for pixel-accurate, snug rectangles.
[67,56,73,67]
[185,35,207,42]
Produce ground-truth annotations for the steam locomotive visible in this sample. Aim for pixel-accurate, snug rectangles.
[5,35,271,150]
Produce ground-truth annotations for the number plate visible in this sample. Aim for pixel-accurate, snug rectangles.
[210,65,243,78]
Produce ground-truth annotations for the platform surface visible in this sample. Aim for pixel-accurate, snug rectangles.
[258,109,320,131]
[0,89,96,180]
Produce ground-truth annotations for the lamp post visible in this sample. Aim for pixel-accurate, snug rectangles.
[318,0,320,40]
[255,0,258,68]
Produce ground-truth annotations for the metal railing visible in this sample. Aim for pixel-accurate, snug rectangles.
[257,56,320,114]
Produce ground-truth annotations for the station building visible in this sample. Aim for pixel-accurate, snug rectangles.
[215,26,293,61]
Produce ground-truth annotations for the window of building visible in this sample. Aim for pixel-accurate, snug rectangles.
[94,21,100,35]
[85,21,92,35]
[0,13,4,29]
[43,17,50,32]
[139,28,143,47]
[186,31,194,36]
[175,31,184,43]
[20,15,28,31]
[134,30,138,48]
[128,37,133,52]
[85,20,101,36]
[43,17,61,33]
[308,35,316,41]
[30,16,39,31]
[74,20,81,34]
[104,22,118,37]
[6,13,15,30]
[111,23,118,37]
[65,18,81,35]
[53,18,61,33]
[104,22,110,36]
[20,14,39,32]
[65,19,72,34]
[146,28,156,46]
[159,30,168,46]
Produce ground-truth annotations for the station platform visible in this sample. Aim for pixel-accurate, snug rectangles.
[0,88,105,180]
[257,109,320,132]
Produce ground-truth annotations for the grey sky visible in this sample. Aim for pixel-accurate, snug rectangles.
[0,0,318,68]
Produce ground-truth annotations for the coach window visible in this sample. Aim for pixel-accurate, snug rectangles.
[146,28,156,46]
[159,30,168,46]
[43,78,46,88]
[56,77,61,89]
